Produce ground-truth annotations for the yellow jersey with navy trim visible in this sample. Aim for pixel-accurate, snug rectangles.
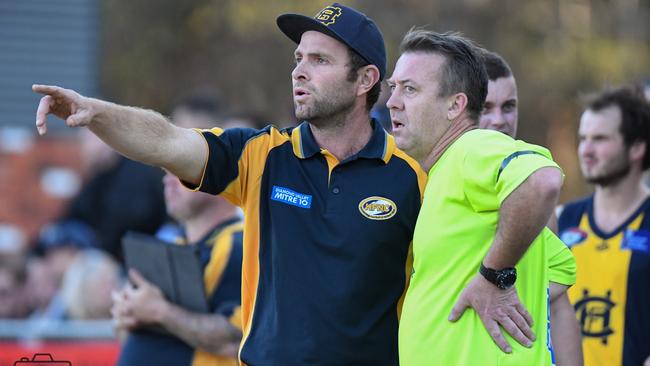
[117,218,244,366]
[559,196,650,366]
[186,120,427,366]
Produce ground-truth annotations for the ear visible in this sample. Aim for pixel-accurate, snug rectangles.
[629,140,646,166]
[356,65,381,97]
[447,93,468,120]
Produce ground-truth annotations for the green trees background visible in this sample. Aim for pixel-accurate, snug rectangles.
[100,0,650,201]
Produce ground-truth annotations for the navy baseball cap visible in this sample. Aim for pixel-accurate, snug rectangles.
[277,3,387,80]
[38,220,99,251]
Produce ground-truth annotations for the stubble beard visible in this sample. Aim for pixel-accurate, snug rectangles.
[295,86,356,128]
[583,152,632,187]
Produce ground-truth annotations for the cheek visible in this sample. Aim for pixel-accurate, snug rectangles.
[478,116,491,129]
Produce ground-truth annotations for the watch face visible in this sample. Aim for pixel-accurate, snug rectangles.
[496,269,517,289]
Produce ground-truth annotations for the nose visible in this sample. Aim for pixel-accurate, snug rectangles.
[292,60,308,82]
[578,139,593,157]
[487,111,506,128]
[386,88,403,110]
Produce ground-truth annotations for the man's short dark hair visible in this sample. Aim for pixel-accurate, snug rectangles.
[399,29,487,122]
[481,50,513,81]
[347,48,381,112]
[585,86,650,169]
[173,94,225,122]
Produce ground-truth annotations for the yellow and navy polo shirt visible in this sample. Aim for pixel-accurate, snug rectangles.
[117,218,243,366]
[188,120,427,365]
[559,196,650,366]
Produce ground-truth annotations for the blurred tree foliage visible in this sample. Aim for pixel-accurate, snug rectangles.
[101,0,650,202]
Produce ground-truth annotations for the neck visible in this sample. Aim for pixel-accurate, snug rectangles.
[184,203,238,244]
[593,168,649,230]
[309,104,372,161]
[419,116,476,172]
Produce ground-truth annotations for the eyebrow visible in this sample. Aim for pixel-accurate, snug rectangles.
[387,78,414,85]
[294,50,335,60]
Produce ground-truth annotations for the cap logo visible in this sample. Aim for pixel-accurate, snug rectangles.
[358,196,397,220]
[315,6,342,26]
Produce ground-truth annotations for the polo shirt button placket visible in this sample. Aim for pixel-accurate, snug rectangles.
[332,187,340,194]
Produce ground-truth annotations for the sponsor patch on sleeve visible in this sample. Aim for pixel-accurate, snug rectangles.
[559,227,588,247]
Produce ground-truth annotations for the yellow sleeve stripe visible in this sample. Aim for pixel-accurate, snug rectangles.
[229,306,243,330]
[180,128,217,192]
[204,222,244,296]
[397,241,414,321]
[392,147,428,200]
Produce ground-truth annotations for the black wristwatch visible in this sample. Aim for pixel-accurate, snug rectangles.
[479,263,517,290]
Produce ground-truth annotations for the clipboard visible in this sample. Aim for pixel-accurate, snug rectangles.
[121,231,209,314]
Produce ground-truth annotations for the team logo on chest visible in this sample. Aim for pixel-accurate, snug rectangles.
[358,196,397,220]
[574,289,616,345]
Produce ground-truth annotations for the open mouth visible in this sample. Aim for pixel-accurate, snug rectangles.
[294,88,310,97]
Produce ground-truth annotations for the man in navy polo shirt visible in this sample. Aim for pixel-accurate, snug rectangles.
[33,4,426,365]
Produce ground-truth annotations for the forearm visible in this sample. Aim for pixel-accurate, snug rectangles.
[159,302,242,357]
[484,167,563,268]
[88,99,206,184]
[551,293,583,366]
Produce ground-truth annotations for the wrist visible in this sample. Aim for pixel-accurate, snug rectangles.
[479,262,517,290]
[153,299,172,324]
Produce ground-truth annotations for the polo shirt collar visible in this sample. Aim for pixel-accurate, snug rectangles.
[291,119,393,164]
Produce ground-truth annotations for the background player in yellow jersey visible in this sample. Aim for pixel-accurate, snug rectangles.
[480,49,583,366]
[558,86,650,366]
[111,99,243,366]
[388,29,564,365]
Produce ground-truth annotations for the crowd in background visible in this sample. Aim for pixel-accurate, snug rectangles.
[0,3,649,366]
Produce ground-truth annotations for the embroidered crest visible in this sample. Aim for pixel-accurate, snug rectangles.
[315,6,342,26]
[358,196,397,220]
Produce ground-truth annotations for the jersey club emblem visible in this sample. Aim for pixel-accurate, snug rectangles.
[358,196,397,220]
[315,6,342,26]
[574,289,616,345]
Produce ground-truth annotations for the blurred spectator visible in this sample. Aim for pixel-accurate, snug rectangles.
[0,249,29,318]
[113,98,244,366]
[225,111,269,130]
[60,249,122,319]
[26,219,103,320]
[59,129,167,261]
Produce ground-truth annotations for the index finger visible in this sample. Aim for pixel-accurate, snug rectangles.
[32,84,63,96]
[128,269,149,287]
[35,95,53,135]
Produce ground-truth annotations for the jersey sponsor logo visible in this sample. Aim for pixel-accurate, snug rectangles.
[271,186,312,209]
[358,196,397,220]
[560,227,588,247]
[574,289,616,345]
[315,6,342,26]
[621,229,650,253]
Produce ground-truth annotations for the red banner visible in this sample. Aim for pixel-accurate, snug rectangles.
[0,341,119,366]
